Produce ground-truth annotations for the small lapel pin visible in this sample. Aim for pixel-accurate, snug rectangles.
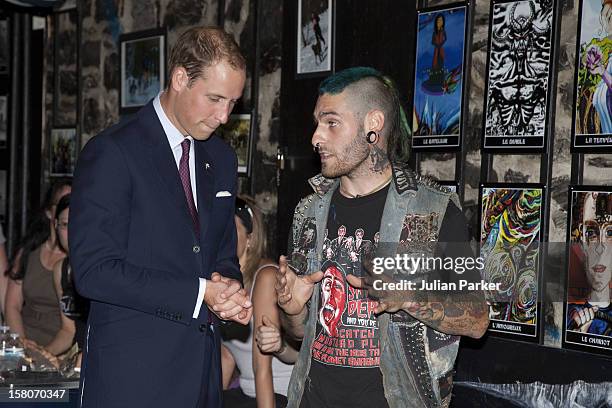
[204,162,210,170]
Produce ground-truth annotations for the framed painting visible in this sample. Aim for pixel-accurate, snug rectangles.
[562,186,612,355]
[49,128,77,177]
[120,28,166,114]
[216,113,253,176]
[296,0,333,78]
[479,183,545,341]
[54,9,78,127]
[482,0,555,152]
[412,3,467,150]
[572,0,612,152]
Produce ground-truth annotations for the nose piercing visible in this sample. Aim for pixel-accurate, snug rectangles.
[314,142,321,153]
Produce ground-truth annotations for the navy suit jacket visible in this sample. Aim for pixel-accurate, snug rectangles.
[70,102,241,407]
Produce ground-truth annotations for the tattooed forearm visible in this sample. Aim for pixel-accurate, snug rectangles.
[404,291,489,338]
[368,145,390,173]
[404,301,445,323]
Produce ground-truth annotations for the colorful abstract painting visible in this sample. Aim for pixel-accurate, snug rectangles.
[480,184,544,339]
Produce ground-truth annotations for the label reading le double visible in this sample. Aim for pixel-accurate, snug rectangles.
[0,387,69,402]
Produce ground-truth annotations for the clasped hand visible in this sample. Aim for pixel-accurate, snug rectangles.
[255,315,282,353]
[204,272,252,325]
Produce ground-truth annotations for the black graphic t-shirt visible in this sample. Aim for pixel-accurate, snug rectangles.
[300,185,475,408]
[301,185,389,408]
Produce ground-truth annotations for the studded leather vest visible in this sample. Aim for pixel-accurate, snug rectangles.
[285,164,461,408]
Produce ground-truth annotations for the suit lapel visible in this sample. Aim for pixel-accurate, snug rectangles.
[151,140,195,226]
[140,104,196,235]
[194,140,215,240]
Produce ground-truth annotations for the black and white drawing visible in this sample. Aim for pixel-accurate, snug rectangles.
[297,0,333,76]
[483,0,555,151]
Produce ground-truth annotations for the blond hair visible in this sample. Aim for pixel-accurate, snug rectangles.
[237,195,267,291]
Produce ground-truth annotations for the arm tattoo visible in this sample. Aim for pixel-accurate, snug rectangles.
[405,291,488,337]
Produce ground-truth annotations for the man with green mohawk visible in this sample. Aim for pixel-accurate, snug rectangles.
[274,67,489,408]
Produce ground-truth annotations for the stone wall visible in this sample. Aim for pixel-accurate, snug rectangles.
[79,0,219,145]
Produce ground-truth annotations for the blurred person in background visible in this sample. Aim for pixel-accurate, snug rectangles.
[47,193,89,359]
[222,196,296,408]
[4,180,71,346]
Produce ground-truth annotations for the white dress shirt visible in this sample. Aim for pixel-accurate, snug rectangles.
[153,93,206,319]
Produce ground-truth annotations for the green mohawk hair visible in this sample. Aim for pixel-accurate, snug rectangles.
[318,67,412,164]
[318,67,384,95]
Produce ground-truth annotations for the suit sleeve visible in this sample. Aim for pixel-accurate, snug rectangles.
[70,135,199,325]
[213,151,242,284]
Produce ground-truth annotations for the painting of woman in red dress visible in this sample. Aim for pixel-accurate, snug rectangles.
[432,14,446,71]
[430,14,447,84]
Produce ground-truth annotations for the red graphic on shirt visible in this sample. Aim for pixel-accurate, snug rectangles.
[319,265,346,336]
[313,259,380,368]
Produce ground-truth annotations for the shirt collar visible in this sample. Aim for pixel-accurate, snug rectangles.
[153,92,191,149]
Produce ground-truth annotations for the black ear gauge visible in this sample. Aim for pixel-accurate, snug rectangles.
[366,131,379,144]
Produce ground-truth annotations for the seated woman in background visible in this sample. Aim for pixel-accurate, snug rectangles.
[48,193,88,359]
[5,180,71,349]
[222,196,297,408]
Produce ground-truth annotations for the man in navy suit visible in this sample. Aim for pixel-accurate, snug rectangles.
[70,27,252,407]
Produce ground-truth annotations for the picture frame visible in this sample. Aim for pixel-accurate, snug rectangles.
[119,28,166,114]
[296,0,334,78]
[481,0,556,153]
[0,19,8,75]
[479,182,545,342]
[0,170,5,222]
[49,128,77,177]
[216,113,253,176]
[571,0,612,152]
[562,185,612,356]
[0,95,6,148]
[53,9,78,127]
[411,2,468,151]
